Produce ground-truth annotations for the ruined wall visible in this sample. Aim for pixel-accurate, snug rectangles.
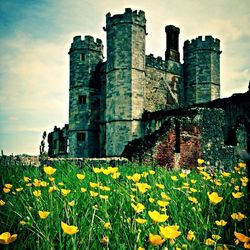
[123,108,238,169]
[144,54,183,112]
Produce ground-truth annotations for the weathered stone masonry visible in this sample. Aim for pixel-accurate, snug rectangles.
[47,8,249,167]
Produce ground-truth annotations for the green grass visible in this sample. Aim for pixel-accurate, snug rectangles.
[0,160,249,249]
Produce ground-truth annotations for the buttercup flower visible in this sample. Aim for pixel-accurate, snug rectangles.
[160,225,181,239]
[68,201,75,206]
[81,188,87,193]
[232,192,244,199]
[161,192,170,200]
[103,222,111,229]
[76,173,85,180]
[231,212,247,221]
[171,176,178,181]
[197,158,204,164]
[187,230,195,241]
[0,232,17,245]
[131,203,145,213]
[24,176,31,182]
[212,234,221,240]
[61,221,79,235]
[157,200,169,207]
[101,235,108,246]
[155,183,165,189]
[149,233,165,246]
[188,196,198,204]
[0,200,5,206]
[3,188,10,193]
[135,218,147,224]
[61,189,71,196]
[38,211,50,219]
[234,232,250,243]
[43,166,56,175]
[33,190,41,197]
[148,210,169,223]
[5,184,13,189]
[90,191,98,197]
[207,192,223,205]
[205,238,215,245]
[215,220,227,226]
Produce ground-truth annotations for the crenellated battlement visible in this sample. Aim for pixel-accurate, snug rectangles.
[184,36,220,52]
[146,54,167,70]
[105,8,146,31]
[69,35,103,53]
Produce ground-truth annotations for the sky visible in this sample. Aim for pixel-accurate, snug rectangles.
[0,0,249,155]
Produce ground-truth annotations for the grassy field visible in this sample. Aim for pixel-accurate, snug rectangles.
[0,160,249,249]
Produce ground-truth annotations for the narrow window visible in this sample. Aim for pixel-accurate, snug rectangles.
[77,133,85,142]
[80,53,85,61]
[175,119,180,153]
[78,95,86,105]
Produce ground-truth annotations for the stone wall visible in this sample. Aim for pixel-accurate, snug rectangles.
[184,36,221,106]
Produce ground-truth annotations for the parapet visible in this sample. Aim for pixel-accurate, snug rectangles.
[184,36,220,52]
[105,8,146,31]
[69,35,103,53]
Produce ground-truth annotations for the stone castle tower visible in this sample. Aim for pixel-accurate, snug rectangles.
[48,8,221,158]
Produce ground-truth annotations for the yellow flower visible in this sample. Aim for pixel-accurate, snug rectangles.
[33,179,41,187]
[149,233,165,246]
[157,200,169,207]
[76,173,85,180]
[38,211,50,219]
[90,182,99,188]
[3,188,10,193]
[148,210,169,223]
[136,183,151,194]
[149,170,155,175]
[159,225,181,239]
[214,180,222,186]
[48,177,55,182]
[190,188,198,193]
[161,192,171,200]
[40,181,48,187]
[234,185,240,191]
[103,222,111,229]
[188,196,198,204]
[5,184,13,189]
[131,173,141,183]
[155,183,165,189]
[221,172,231,177]
[131,203,145,213]
[80,188,87,193]
[19,221,26,225]
[197,158,204,164]
[179,173,187,178]
[232,192,244,199]
[215,220,227,226]
[187,230,195,241]
[100,195,108,200]
[90,191,98,197]
[135,218,147,224]
[48,186,58,193]
[234,232,250,243]
[68,201,75,206]
[26,183,32,187]
[191,179,197,184]
[112,172,120,179]
[197,166,204,171]
[0,232,17,245]
[207,192,223,205]
[61,221,79,235]
[241,176,249,186]
[231,212,247,221]
[238,162,246,168]
[138,247,145,250]
[212,234,221,240]
[101,235,109,246]
[0,200,5,206]
[244,242,250,249]
[61,189,71,196]
[171,176,178,181]
[216,244,229,250]
[149,197,155,203]
[205,238,215,245]
[33,190,41,197]
[93,167,102,173]
[58,182,64,186]
[24,176,31,182]
[16,188,23,192]
[43,166,56,175]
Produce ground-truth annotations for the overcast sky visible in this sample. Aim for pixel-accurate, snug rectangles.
[0,0,249,155]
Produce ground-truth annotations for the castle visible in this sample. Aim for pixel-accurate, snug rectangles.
[48,8,224,159]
